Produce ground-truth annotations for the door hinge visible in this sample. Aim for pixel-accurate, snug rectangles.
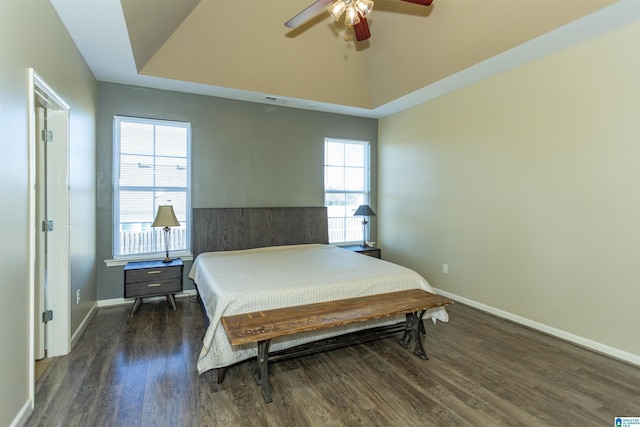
[42,220,54,232]
[42,310,53,323]
[41,129,53,142]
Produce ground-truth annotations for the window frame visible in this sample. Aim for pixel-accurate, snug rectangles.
[112,115,192,261]
[324,137,371,245]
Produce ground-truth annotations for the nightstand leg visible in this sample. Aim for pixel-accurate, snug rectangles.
[167,293,177,310]
[130,297,142,316]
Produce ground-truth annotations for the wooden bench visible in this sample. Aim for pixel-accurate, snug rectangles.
[221,289,453,403]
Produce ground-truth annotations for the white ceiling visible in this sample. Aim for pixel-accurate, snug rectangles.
[50,0,637,118]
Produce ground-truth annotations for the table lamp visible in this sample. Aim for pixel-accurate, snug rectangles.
[353,204,376,248]
[152,205,180,262]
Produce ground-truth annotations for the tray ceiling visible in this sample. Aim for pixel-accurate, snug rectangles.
[51,0,635,118]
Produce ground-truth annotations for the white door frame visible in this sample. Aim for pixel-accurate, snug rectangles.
[28,69,71,404]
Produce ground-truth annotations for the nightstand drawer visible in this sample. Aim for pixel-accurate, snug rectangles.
[125,279,181,298]
[359,249,381,258]
[125,266,182,285]
[339,245,381,259]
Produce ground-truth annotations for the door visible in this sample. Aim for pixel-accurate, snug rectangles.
[34,98,60,359]
[30,69,71,370]
[34,103,49,360]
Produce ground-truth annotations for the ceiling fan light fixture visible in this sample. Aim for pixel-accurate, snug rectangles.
[286,0,434,41]
[328,1,347,21]
[355,0,374,18]
[345,5,360,25]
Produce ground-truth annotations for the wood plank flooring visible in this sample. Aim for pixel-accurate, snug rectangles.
[27,297,640,426]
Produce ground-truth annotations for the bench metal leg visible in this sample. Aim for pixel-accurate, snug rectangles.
[398,310,429,360]
[253,339,273,403]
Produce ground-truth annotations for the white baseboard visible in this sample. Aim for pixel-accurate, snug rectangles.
[98,289,197,308]
[71,302,98,349]
[434,288,640,367]
[9,399,33,427]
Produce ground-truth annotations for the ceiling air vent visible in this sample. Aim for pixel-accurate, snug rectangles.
[264,96,289,104]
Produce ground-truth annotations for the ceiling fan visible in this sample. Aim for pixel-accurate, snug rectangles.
[285,0,434,42]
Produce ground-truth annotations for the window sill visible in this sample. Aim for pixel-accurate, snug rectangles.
[105,252,193,267]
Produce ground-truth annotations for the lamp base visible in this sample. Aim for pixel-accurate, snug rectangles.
[361,219,369,248]
[162,227,172,263]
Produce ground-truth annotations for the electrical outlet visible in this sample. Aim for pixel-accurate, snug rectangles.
[76,289,80,304]
[442,264,449,274]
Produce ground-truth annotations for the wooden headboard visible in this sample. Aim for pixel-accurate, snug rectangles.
[192,207,329,258]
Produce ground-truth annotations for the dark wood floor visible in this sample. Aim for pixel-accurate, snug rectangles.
[28,297,640,426]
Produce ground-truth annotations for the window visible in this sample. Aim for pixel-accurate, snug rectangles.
[324,138,371,244]
[113,116,191,258]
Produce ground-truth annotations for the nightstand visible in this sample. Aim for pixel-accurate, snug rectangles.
[340,245,381,259]
[124,258,183,316]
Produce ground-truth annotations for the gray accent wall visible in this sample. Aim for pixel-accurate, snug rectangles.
[97,83,378,300]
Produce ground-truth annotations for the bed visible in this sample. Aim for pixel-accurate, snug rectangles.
[189,207,448,376]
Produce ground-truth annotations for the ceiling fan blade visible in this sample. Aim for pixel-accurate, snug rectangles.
[400,0,434,5]
[353,18,371,42]
[285,0,334,29]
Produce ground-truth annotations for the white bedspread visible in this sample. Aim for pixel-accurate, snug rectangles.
[189,244,448,374]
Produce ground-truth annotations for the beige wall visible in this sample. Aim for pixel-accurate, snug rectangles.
[0,0,97,425]
[379,21,640,359]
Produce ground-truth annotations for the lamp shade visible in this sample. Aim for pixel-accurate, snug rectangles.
[353,204,376,217]
[344,5,360,25]
[152,205,180,227]
[328,0,347,20]
[355,0,373,17]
